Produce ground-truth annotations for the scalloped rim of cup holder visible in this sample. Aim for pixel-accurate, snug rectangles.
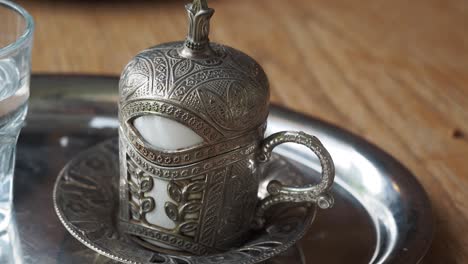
[53,139,317,264]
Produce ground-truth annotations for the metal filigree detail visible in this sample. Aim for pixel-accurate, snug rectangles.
[164,177,206,237]
[121,127,261,252]
[54,139,317,263]
[127,158,155,220]
[125,140,257,180]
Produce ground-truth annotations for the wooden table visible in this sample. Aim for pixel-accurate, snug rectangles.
[18,0,468,262]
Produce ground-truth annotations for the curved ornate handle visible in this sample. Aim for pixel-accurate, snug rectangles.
[254,131,335,227]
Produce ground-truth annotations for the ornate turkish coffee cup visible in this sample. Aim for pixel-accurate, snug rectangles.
[118,0,335,255]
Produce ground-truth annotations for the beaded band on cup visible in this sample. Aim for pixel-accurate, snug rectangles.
[124,139,257,180]
[119,221,217,255]
[124,125,264,167]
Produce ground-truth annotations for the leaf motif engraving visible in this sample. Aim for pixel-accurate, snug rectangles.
[140,176,153,193]
[128,181,139,195]
[179,221,198,234]
[180,201,202,214]
[184,182,205,194]
[165,202,180,222]
[168,182,182,203]
[141,197,155,213]
[129,201,141,220]
[127,158,156,220]
[161,178,207,237]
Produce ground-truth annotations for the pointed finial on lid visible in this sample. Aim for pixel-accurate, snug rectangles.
[192,0,209,11]
[179,0,215,59]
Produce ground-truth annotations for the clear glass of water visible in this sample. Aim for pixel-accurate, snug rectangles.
[0,0,34,230]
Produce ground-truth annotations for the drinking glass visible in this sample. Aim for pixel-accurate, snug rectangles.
[0,0,34,230]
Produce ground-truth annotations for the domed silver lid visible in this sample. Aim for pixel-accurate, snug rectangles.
[119,0,270,164]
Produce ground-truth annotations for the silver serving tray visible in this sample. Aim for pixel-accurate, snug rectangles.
[6,75,432,264]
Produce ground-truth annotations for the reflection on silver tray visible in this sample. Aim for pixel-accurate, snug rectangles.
[7,75,432,264]
[53,139,316,264]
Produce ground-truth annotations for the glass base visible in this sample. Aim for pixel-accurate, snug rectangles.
[0,142,16,232]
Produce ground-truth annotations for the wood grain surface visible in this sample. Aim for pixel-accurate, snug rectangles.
[17,0,468,263]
